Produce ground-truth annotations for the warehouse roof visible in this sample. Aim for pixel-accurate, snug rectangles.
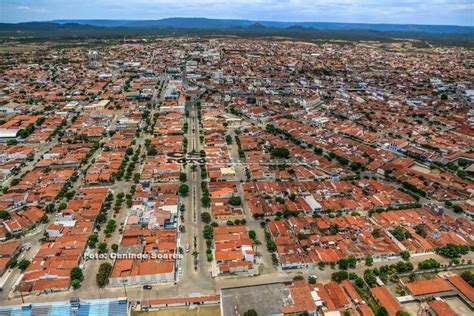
[0,128,19,138]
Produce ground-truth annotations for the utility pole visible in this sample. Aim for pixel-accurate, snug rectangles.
[19,289,24,304]
[122,282,128,297]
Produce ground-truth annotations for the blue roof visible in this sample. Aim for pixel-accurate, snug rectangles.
[0,298,128,316]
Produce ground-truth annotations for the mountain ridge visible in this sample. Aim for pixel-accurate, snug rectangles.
[31,17,474,34]
[1,19,472,48]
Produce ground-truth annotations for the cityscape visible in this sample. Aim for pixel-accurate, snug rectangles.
[0,1,473,316]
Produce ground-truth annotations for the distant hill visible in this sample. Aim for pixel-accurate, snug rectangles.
[51,18,256,29]
[0,18,473,48]
[49,18,474,34]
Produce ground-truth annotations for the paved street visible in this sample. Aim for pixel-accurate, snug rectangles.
[226,126,276,274]
[3,246,472,306]
[176,98,216,295]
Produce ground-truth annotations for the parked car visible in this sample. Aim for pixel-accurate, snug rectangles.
[143,285,152,290]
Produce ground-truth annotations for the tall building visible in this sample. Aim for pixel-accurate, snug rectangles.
[87,50,99,67]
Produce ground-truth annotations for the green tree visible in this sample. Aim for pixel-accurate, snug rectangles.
[7,258,17,268]
[329,224,339,235]
[96,262,112,287]
[436,243,469,258]
[414,224,427,238]
[6,139,18,146]
[391,227,411,241]
[271,253,279,265]
[452,205,463,214]
[17,259,30,271]
[111,244,119,253]
[178,184,189,196]
[266,240,277,252]
[203,225,213,240]
[201,212,211,224]
[70,267,83,281]
[418,258,440,270]
[71,279,80,289]
[461,271,474,287]
[401,250,410,261]
[228,196,242,206]
[0,210,10,220]
[347,256,357,268]
[201,195,211,207]
[46,204,55,213]
[58,202,68,211]
[338,256,356,270]
[365,255,373,266]
[244,310,258,316]
[372,229,381,239]
[364,269,377,287]
[271,147,290,159]
[98,242,108,254]
[376,307,389,316]
[88,233,99,248]
[331,271,349,283]
[318,261,325,270]
[40,214,49,223]
[147,145,158,156]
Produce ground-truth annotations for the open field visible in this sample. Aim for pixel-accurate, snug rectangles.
[0,44,45,53]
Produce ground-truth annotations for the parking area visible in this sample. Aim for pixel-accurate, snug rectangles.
[221,283,290,316]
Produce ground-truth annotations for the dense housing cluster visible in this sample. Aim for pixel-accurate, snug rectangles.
[0,37,472,315]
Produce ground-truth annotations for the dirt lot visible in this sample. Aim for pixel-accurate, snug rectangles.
[133,305,220,316]
[444,297,472,315]
[402,302,423,315]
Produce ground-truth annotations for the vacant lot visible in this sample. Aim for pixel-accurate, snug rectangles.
[0,44,45,54]
[133,305,220,316]
[444,297,472,315]
[402,302,422,315]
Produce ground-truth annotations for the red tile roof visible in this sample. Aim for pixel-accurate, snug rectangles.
[428,300,456,316]
[447,275,474,302]
[371,286,401,316]
[405,278,452,296]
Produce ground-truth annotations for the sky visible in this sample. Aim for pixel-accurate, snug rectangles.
[1,0,473,26]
